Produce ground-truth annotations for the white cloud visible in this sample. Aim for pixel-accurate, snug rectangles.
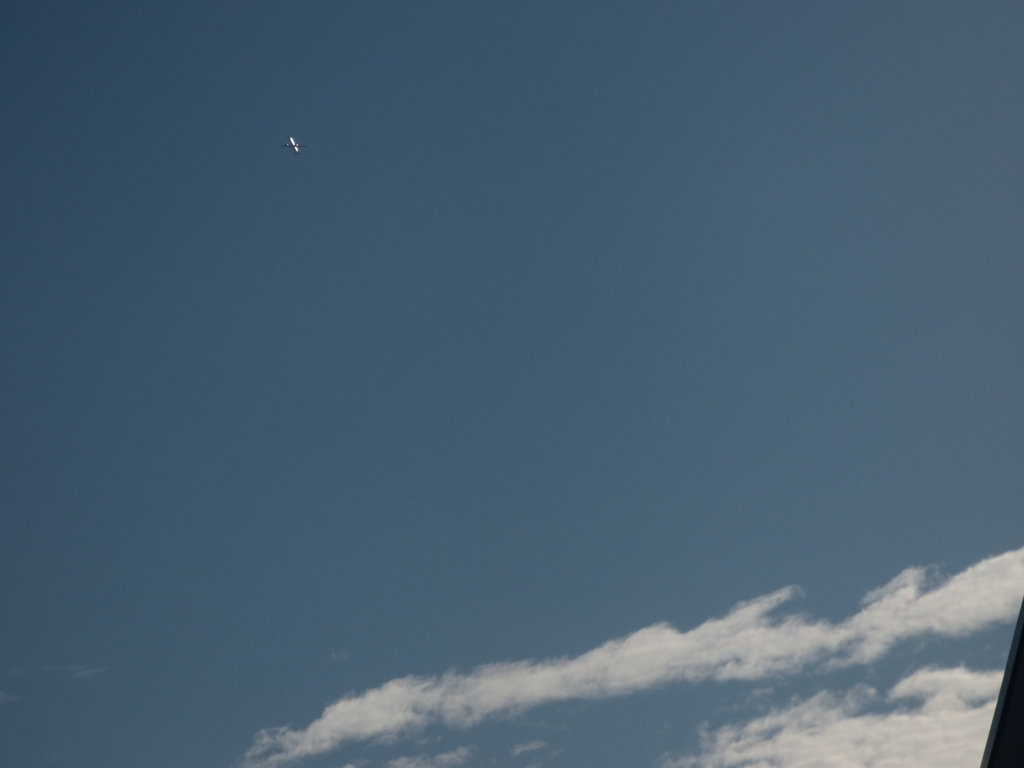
[388,747,473,768]
[511,740,547,755]
[664,667,1002,768]
[242,547,1024,768]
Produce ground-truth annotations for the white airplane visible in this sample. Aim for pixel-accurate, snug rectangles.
[281,137,306,154]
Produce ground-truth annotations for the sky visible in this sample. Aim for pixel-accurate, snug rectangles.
[1,2,1022,767]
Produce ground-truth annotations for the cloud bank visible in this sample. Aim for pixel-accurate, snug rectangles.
[242,547,1024,768]
[666,667,1002,768]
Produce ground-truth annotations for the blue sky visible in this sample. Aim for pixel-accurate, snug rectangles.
[1,3,1022,767]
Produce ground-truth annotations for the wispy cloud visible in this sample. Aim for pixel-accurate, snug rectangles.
[9,664,110,681]
[242,547,1024,768]
[0,691,16,705]
[388,747,473,768]
[664,667,1001,768]
[511,740,547,756]
[67,665,110,681]
[39,664,110,681]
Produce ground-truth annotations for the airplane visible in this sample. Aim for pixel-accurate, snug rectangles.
[281,137,306,154]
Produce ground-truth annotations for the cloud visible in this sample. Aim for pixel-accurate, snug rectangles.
[242,547,1024,768]
[664,667,1002,768]
[388,747,473,768]
[67,665,109,681]
[0,691,16,705]
[8,664,110,681]
[40,665,110,681]
[511,741,547,756]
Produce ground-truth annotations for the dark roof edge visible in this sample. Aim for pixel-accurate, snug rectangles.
[979,595,1024,768]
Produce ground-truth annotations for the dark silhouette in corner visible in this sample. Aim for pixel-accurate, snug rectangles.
[980,596,1024,767]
